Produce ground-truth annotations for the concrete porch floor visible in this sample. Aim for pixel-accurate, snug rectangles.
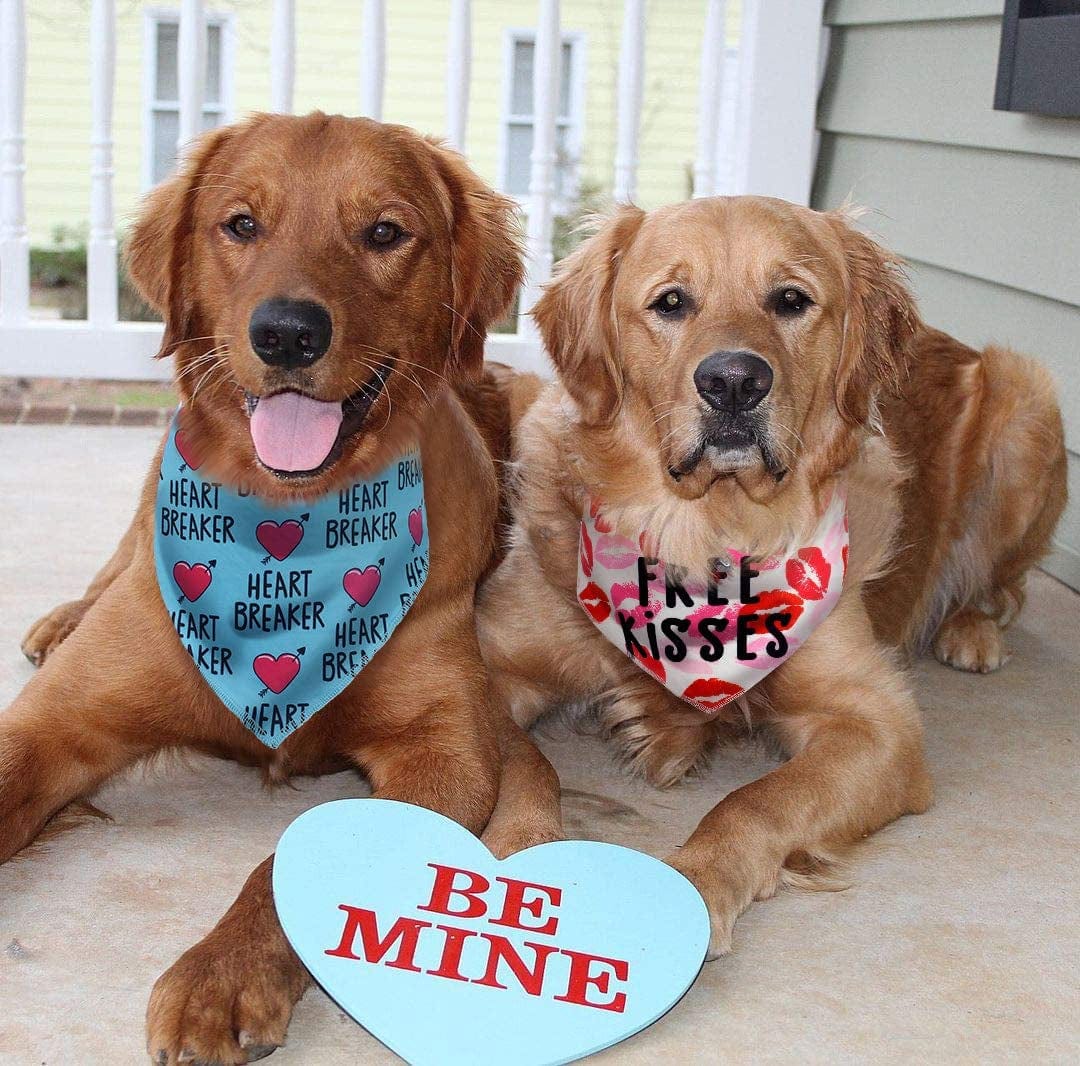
[0,424,1077,1065]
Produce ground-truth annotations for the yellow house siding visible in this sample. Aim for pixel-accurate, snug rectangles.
[23,0,737,247]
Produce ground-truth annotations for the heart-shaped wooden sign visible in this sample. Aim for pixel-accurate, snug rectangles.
[273,800,709,1065]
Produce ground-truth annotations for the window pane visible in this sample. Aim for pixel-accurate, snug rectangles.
[205,23,222,104]
[155,22,178,101]
[154,20,222,104]
[554,125,575,199]
[152,109,179,185]
[558,42,572,119]
[506,124,576,200]
[510,39,573,119]
[506,122,532,196]
[201,109,224,133]
[510,40,533,114]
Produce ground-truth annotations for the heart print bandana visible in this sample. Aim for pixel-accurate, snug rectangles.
[578,488,848,714]
[155,415,428,747]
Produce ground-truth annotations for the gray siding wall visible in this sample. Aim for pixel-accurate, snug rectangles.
[814,0,1080,590]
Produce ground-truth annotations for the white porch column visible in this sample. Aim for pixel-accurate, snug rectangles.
[693,0,726,198]
[445,0,471,152]
[178,0,206,154]
[270,0,296,114]
[520,0,560,336]
[731,0,825,205]
[613,0,645,204]
[359,0,387,120]
[88,0,118,326]
[0,0,29,325]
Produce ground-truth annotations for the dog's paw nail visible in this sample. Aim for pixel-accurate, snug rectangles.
[177,1050,197,1063]
[245,1046,280,1062]
[153,1052,168,1066]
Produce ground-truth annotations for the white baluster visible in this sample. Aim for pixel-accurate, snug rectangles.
[693,0,726,198]
[178,0,205,156]
[359,0,386,121]
[446,0,471,152]
[88,0,118,326]
[712,39,739,197]
[613,0,645,204]
[270,0,296,114]
[0,0,29,325]
[521,0,560,336]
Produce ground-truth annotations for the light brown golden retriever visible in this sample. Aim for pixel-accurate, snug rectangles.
[477,196,1067,954]
[8,112,559,1064]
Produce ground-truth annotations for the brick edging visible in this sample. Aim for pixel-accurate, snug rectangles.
[0,402,176,427]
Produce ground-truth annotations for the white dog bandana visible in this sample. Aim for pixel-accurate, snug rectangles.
[577,489,848,714]
[155,414,428,748]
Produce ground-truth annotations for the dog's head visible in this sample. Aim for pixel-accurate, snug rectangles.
[533,196,915,497]
[128,112,522,499]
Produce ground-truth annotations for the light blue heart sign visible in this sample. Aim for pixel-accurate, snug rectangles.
[272,799,710,1065]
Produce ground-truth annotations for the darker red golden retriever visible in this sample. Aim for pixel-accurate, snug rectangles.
[8,112,560,1064]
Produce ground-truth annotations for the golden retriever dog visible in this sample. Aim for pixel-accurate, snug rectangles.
[9,112,559,1064]
[477,196,1067,954]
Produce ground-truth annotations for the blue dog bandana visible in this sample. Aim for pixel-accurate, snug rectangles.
[155,415,428,748]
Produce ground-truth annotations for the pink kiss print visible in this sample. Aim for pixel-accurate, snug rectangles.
[257,519,305,561]
[408,507,424,546]
[174,429,203,471]
[343,565,382,607]
[172,561,212,602]
[253,653,301,694]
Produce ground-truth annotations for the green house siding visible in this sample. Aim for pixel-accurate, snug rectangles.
[814,0,1080,590]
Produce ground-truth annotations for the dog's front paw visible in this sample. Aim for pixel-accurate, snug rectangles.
[20,599,89,665]
[482,819,565,860]
[146,929,307,1065]
[666,852,758,960]
[933,608,1009,674]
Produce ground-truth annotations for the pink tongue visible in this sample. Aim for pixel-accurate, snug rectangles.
[249,391,343,472]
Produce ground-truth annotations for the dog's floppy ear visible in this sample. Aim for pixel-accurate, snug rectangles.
[828,212,918,424]
[426,140,524,381]
[125,124,238,359]
[531,205,645,425]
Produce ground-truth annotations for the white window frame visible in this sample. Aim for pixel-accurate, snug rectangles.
[497,28,587,214]
[141,8,236,191]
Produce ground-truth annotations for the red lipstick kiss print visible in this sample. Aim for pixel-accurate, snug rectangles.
[257,519,305,561]
[580,522,594,577]
[579,581,611,623]
[589,498,613,533]
[740,590,804,634]
[343,565,382,608]
[683,677,744,713]
[408,507,424,546]
[631,644,667,683]
[172,561,212,602]
[785,546,832,601]
[253,653,300,694]
[174,429,203,471]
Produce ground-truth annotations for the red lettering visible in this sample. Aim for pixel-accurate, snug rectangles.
[425,924,477,982]
[490,876,562,936]
[554,949,629,1013]
[324,905,430,973]
[417,864,490,919]
[472,933,560,997]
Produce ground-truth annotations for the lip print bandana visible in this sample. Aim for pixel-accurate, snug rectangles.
[578,488,848,715]
[155,414,428,748]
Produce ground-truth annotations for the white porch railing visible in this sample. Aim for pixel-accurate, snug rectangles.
[0,0,824,383]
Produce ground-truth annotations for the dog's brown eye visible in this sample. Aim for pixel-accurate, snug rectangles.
[773,287,812,316]
[652,288,686,316]
[224,214,257,241]
[367,221,405,247]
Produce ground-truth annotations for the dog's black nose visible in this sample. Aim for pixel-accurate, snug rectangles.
[694,351,773,413]
[249,298,332,369]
